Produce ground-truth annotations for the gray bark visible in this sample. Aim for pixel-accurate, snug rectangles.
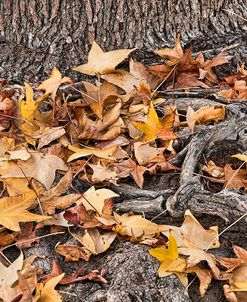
[0,0,246,82]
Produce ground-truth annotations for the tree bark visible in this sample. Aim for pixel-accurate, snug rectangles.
[0,0,246,82]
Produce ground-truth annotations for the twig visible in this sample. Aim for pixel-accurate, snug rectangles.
[2,231,65,250]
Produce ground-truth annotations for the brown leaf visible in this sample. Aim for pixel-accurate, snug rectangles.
[0,152,68,190]
[56,244,91,261]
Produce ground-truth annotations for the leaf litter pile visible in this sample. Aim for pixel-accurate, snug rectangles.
[0,37,247,301]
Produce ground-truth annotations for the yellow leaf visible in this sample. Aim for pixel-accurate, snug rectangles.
[232,282,247,291]
[37,67,72,100]
[114,213,167,237]
[67,145,118,162]
[232,153,247,163]
[149,232,186,278]
[2,178,32,196]
[33,273,65,302]
[0,192,50,231]
[20,83,48,122]
[132,102,177,142]
[73,41,136,76]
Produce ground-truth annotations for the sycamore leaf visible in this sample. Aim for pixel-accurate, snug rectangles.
[134,141,165,165]
[113,158,147,188]
[82,81,118,119]
[0,192,50,231]
[2,178,33,196]
[132,102,177,142]
[37,67,72,100]
[0,251,23,286]
[162,209,220,249]
[186,266,212,297]
[73,41,136,76]
[20,83,48,122]
[72,228,117,255]
[0,137,15,157]
[218,245,247,271]
[0,153,68,190]
[179,247,220,278]
[33,273,65,302]
[155,36,183,63]
[186,105,225,131]
[149,231,187,286]
[76,186,118,215]
[114,212,167,237]
[223,164,247,190]
[67,145,118,162]
[56,244,91,261]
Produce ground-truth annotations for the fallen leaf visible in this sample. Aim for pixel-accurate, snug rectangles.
[162,209,220,249]
[186,266,212,297]
[73,41,135,75]
[0,192,50,231]
[0,251,23,286]
[132,102,177,142]
[72,228,117,255]
[76,186,118,215]
[0,152,68,189]
[37,67,72,100]
[56,244,91,261]
[114,212,167,237]
[186,105,225,132]
[33,273,65,302]
[179,247,220,278]
[20,83,48,122]
[149,231,187,286]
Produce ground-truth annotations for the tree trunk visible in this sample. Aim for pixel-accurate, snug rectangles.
[0,0,246,82]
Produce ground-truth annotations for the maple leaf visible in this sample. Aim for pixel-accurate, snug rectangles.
[186,105,225,132]
[40,170,81,214]
[162,209,220,250]
[72,228,117,256]
[218,245,247,271]
[87,162,119,185]
[113,158,147,188]
[132,102,177,142]
[219,80,247,100]
[113,212,167,238]
[73,41,136,76]
[0,152,68,190]
[0,251,23,286]
[102,70,142,94]
[33,273,65,302]
[37,67,72,100]
[0,192,50,231]
[20,82,48,122]
[154,36,184,64]
[223,164,247,190]
[179,247,220,278]
[67,145,118,162]
[134,141,166,165]
[82,81,118,119]
[149,231,187,286]
[186,266,212,297]
[76,186,118,215]
[56,244,91,261]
